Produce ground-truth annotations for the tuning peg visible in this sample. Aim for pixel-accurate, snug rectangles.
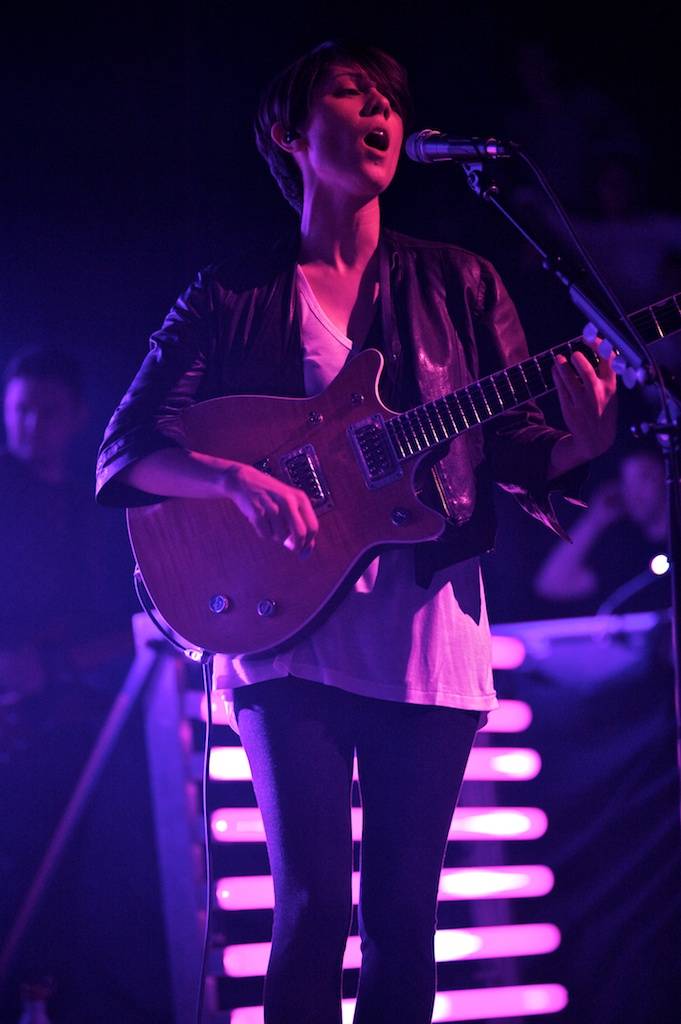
[582,321,615,359]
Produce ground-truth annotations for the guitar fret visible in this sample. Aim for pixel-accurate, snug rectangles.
[630,309,661,344]
[537,352,556,390]
[533,355,552,391]
[437,398,457,435]
[518,364,531,395]
[445,394,468,431]
[400,414,419,455]
[464,383,487,420]
[421,404,441,444]
[652,299,681,338]
[487,375,505,411]
[387,418,408,459]
[474,381,493,418]
[415,407,435,447]
[430,401,449,441]
[649,305,664,338]
[506,365,531,401]
[459,388,481,425]
[408,410,429,449]
[392,415,411,456]
[524,358,544,396]
[501,368,518,403]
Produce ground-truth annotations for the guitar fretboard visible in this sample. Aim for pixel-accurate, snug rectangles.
[385,292,681,461]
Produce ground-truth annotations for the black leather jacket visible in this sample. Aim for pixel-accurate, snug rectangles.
[96,228,583,585]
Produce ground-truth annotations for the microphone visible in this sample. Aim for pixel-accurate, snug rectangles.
[406,130,513,163]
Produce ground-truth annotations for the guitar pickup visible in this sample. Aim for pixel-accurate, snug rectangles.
[280,445,332,511]
[348,415,402,489]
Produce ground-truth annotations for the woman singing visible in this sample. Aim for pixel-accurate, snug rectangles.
[96,40,616,1024]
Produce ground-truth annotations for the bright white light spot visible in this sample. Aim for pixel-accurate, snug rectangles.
[435,931,483,958]
[650,553,670,576]
[440,869,529,897]
[214,819,228,833]
[491,751,541,779]
[462,811,533,836]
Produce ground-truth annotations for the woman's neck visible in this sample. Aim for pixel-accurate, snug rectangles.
[298,192,381,273]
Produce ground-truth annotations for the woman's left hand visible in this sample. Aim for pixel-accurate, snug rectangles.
[553,337,618,457]
[548,338,618,477]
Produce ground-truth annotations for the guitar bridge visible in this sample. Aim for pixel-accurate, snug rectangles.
[348,415,402,489]
[280,445,332,511]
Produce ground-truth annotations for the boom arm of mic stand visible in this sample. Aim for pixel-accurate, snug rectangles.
[460,161,651,383]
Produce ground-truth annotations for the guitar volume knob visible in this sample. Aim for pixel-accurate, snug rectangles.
[209,594,231,614]
[257,599,277,617]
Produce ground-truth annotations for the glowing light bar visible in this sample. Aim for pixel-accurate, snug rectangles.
[467,748,541,780]
[490,633,527,669]
[207,745,540,783]
[230,984,568,1023]
[481,699,532,733]
[437,864,554,899]
[431,983,568,1021]
[454,808,547,839]
[216,864,554,911]
[211,806,547,843]
[223,923,560,976]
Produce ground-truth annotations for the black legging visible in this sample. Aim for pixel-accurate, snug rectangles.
[234,675,480,1024]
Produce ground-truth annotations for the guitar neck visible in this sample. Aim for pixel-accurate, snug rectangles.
[386,292,681,461]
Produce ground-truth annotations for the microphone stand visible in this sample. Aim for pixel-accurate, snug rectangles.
[458,157,681,829]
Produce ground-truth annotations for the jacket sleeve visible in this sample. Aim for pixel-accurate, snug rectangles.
[474,257,587,538]
[95,270,214,508]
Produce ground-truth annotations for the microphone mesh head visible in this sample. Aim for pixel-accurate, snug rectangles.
[405,129,441,162]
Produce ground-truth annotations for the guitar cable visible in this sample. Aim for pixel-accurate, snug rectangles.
[132,568,215,1024]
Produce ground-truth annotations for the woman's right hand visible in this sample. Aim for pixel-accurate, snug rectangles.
[219,463,319,556]
[119,449,319,556]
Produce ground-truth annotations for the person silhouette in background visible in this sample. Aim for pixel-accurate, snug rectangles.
[533,442,670,615]
[0,345,133,1022]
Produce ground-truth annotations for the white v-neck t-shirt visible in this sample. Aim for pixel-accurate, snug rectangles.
[213,266,497,713]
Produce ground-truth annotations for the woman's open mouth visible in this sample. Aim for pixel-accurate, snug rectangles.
[363,128,390,152]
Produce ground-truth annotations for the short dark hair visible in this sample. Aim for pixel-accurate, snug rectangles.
[3,345,84,401]
[254,39,413,214]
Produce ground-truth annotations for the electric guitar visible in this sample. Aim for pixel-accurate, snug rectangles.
[127,293,681,655]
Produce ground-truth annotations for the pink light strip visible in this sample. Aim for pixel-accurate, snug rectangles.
[216,864,554,911]
[490,633,527,669]
[211,806,547,843]
[190,693,532,733]
[230,984,568,1024]
[207,746,541,783]
[223,923,561,976]
[480,699,533,733]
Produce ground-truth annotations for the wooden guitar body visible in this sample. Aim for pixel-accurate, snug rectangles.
[127,350,444,655]
[126,288,680,655]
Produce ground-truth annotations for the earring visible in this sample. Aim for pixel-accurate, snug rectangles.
[284,130,298,144]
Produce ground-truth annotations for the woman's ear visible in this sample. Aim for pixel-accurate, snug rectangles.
[271,122,303,153]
